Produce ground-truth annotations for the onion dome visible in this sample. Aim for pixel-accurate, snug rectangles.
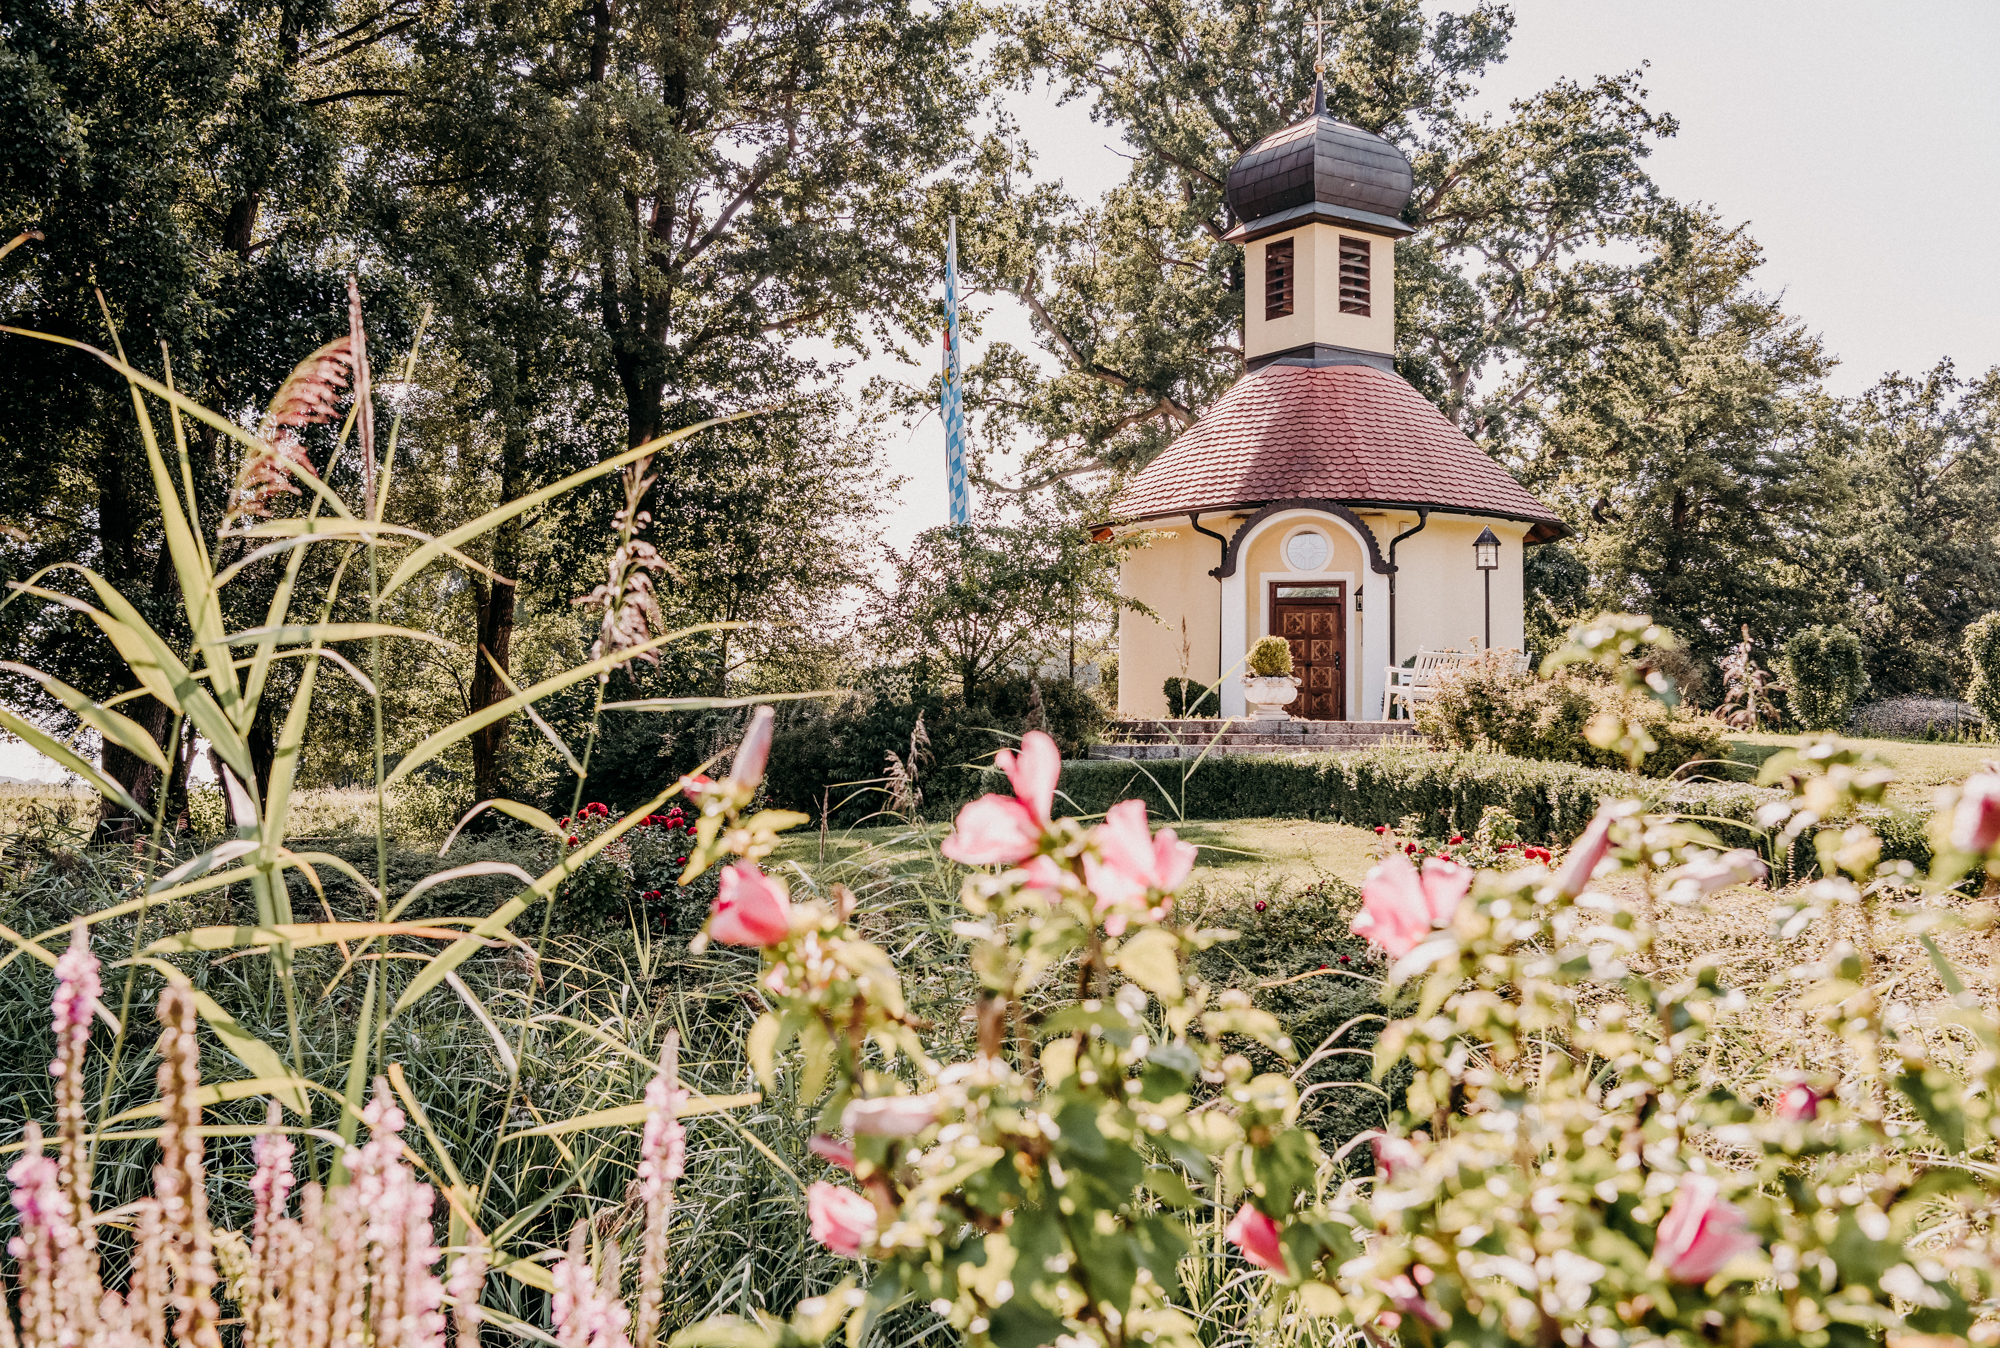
[1108,363,1570,544]
[1223,82,1415,242]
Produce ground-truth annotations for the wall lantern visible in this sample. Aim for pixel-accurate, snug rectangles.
[1472,526,1501,649]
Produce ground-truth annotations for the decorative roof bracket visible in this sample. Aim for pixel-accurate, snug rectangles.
[1207,499,1394,579]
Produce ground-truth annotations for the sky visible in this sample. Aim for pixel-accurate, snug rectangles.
[5,1,1996,783]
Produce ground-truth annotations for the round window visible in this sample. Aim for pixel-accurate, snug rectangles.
[1285,530,1330,572]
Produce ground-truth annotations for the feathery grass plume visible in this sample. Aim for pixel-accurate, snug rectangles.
[551,1224,631,1348]
[48,921,98,1266]
[229,335,355,521]
[574,457,667,674]
[632,1032,683,1348]
[155,986,223,1348]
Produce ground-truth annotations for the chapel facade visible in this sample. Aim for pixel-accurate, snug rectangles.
[1107,83,1569,722]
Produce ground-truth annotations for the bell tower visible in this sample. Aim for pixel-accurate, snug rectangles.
[1223,81,1415,371]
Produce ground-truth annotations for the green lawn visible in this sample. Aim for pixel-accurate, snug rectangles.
[771,815,1383,889]
[1724,732,1993,807]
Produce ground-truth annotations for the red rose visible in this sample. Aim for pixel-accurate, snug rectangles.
[568,836,580,846]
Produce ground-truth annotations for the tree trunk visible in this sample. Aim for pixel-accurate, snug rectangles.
[467,404,527,807]
[469,570,519,803]
[98,697,175,843]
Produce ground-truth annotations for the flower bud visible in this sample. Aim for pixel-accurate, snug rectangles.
[731,705,776,787]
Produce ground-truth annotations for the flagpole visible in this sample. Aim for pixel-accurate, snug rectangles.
[942,215,971,527]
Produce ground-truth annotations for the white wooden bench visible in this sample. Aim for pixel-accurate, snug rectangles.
[1381,648,1529,720]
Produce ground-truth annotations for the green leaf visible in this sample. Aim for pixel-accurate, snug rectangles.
[748,1012,784,1094]
[0,704,150,818]
[0,661,167,771]
[1113,927,1182,1001]
[499,1092,760,1141]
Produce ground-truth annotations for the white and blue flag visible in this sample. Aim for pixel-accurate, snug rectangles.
[941,216,971,526]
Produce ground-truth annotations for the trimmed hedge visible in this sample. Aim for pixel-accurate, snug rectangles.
[985,747,1940,881]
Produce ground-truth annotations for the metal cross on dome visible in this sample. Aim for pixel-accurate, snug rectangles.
[1304,4,1336,74]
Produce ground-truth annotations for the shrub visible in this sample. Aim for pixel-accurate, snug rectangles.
[1012,744,1803,859]
[1966,612,2000,732]
[1162,676,1215,717]
[1414,656,1729,778]
[1853,696,1986,741]
[1248,634,1293,676]
[757,673,1107,824]
[1782,623,1869,730]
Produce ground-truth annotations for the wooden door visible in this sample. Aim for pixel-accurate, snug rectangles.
[1270,583,1346,720]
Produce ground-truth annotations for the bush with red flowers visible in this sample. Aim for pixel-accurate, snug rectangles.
[542,800,720,935]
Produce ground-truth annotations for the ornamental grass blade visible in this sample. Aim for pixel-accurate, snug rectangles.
[0,705,150,819]
[129,958,310,1116]
[0,661,169,772]
[440,800,566,854]
[377,410,764,601]
[388,861,537,922]
[499,1092,759,1142]
[381,626,728,789]
[389,781,685,1018]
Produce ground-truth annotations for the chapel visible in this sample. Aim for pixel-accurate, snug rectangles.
[1107,81,1569,723]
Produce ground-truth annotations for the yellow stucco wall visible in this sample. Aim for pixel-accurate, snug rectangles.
[1238,518,1367,654]
[1372,513,1528,660]
[1245,224,1397,361]
[1117,527,1224,717]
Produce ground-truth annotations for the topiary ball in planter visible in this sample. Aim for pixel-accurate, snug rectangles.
[1243,636,1300,720]
[1248,635,1294,677]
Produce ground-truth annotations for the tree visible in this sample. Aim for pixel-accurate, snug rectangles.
[1828,361,2000,697]
[1532,215,1843,672]
[961,0,1676,495]
[0,0,418,820]
[870,521,1130,697]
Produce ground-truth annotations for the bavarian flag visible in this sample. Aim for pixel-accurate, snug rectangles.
[941,216,971,526]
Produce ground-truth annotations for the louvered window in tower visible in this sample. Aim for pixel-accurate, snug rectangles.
[1338,236,1371,315]
[1264,239,1295,320]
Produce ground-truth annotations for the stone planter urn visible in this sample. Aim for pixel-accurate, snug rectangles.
[1242,674,1302,720]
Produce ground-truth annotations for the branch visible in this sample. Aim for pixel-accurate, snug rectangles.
[1008,281,1195,426]
[308,17,420,65]
[300,88,409,106]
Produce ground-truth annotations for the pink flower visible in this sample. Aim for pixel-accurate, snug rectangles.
[731,705,775,786]
[1012,853,1074,903]
[1774,1084,1820,1122]
[1951,773,2000,855]
[807,1134,855,1171]
[941,793,1043,866]
[1661,848,1767,905]
[50,924,99,1038]
[941,731,1065,868]
[1224,1201,1284,1272]
[1370,1132,1423,1182]
[1379,1274,1448,1327]
[1350,853,1470,958]
[842,1094,940,1138]
[806,1181,877,1258]
[1553,812,1613,897]
[998,731,1060,823]
[1082,799,1196,933]
[708,863,792,946]
[1655,1174,1760,1283]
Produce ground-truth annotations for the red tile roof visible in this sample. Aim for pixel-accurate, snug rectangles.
[1110,364,1568,539]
